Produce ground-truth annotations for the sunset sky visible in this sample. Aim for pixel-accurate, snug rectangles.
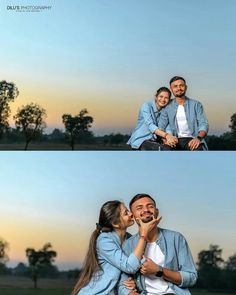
[1,152,235,270]
[0,0,236,135]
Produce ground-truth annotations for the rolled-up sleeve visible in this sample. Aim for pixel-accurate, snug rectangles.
[177,234,198,288]
[97,236,141,274]
[196,102,209,133]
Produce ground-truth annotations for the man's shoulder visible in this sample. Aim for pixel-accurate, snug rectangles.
[186,97,202,105]
[162,98,175,110]
[160,227,184,240]
[123,232,139,247]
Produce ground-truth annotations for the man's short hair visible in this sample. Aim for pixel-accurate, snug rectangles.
[169,76,186,85]
[129,193,156,209]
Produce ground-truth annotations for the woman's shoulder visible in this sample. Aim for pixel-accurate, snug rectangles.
[140,100,154,110]
[97,231,120,245]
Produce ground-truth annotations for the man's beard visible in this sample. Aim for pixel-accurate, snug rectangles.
[142,216,153,223]
[175,91,186,98]
[140,211,154,223]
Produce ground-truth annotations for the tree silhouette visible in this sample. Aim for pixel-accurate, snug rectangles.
[225,253,236,290]
[229,113,236,138]
[62,108,93,150]
[197,244,224,289]
[14,103,47,150]
[26,243,57,289]
[0,238,9,274]
[0,80,19,137]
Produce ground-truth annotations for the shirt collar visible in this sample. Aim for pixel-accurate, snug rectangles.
[151,100,160,113]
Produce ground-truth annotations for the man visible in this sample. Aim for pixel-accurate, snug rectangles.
[158,76,209,150]
[118,194,197,295]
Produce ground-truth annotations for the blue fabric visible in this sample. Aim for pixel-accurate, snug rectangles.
[118,228,197,295]
[127,100,162,149]
[158,97,209,149]
[78,231,141,295]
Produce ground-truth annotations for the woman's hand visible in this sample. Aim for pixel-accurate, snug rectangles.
[123,277,136,290]
[138,215,162,237]
[166,134,178,147]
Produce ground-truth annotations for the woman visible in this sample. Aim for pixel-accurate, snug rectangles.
[127,87,177,150]
[71,200,160,295]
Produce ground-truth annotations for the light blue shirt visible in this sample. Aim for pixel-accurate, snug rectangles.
[118,228,197,295]
[158,97,209,149]
[127,100,163,149]
[78,231,141,295]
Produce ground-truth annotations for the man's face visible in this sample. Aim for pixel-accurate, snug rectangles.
[170,79,187,98]
[131,197,158,224]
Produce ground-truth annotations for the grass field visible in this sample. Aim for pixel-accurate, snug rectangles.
[0,143,130,150]
[0,276,233,295]
[0,276,73,295]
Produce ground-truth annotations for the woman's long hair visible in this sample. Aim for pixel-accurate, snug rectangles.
[71,200,122,295]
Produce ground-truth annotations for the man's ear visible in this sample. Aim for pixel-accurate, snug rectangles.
[155,208,159,218]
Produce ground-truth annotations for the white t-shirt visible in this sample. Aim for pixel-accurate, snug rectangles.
[144,242,175,295]
[176,105,192,138]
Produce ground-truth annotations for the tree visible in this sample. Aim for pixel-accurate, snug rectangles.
[62,108,93,150]
[0,80,19,137]
[0,238,9,274]
[224,253,236,290]
[197,244,224,289]
[26,243,57,288]
[229,113,236,138]
[48,128,65,143]
[13,262,30,276]
[14,103,47,150]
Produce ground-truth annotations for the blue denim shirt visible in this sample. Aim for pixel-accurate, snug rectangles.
[158,97,209,149]
[118,228,197,295]
[127,100,163,149]
[78,231,141,295]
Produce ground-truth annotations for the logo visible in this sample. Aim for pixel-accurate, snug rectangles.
[7,5,52,13]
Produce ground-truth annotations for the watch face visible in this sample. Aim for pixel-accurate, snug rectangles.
[155,271,163,277]
[155,265,163,277]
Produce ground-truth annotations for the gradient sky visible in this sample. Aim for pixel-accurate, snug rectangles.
[0,152,235,270]
[0,0,235,135]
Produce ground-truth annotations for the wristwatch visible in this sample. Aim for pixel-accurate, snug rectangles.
[155,265,164,277]
[197,135,202,141]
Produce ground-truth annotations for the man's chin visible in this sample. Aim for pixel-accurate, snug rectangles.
[175,93,186,98]
[141,216,153,223]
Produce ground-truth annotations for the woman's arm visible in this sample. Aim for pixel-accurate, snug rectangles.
[97,217,161,273]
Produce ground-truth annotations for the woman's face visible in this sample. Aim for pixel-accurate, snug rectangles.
[119,203,134,229]
[155,91,170,109]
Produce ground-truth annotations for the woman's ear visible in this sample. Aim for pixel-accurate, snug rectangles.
[112,222,120,229]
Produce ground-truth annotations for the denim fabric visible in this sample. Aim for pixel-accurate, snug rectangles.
[118,228,197,295]
[127,100,163,149]
[78,231,141,295]
[158,97,209,149]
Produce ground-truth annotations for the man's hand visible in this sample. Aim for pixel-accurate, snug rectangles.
[128,291,140,295]
[140,256,159,275]
[188,137,201,150]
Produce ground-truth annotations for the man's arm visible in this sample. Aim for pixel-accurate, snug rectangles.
[140,234,197,288]
[188,102,209,150]
[157,108,178,146]
[140,257,181,285]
